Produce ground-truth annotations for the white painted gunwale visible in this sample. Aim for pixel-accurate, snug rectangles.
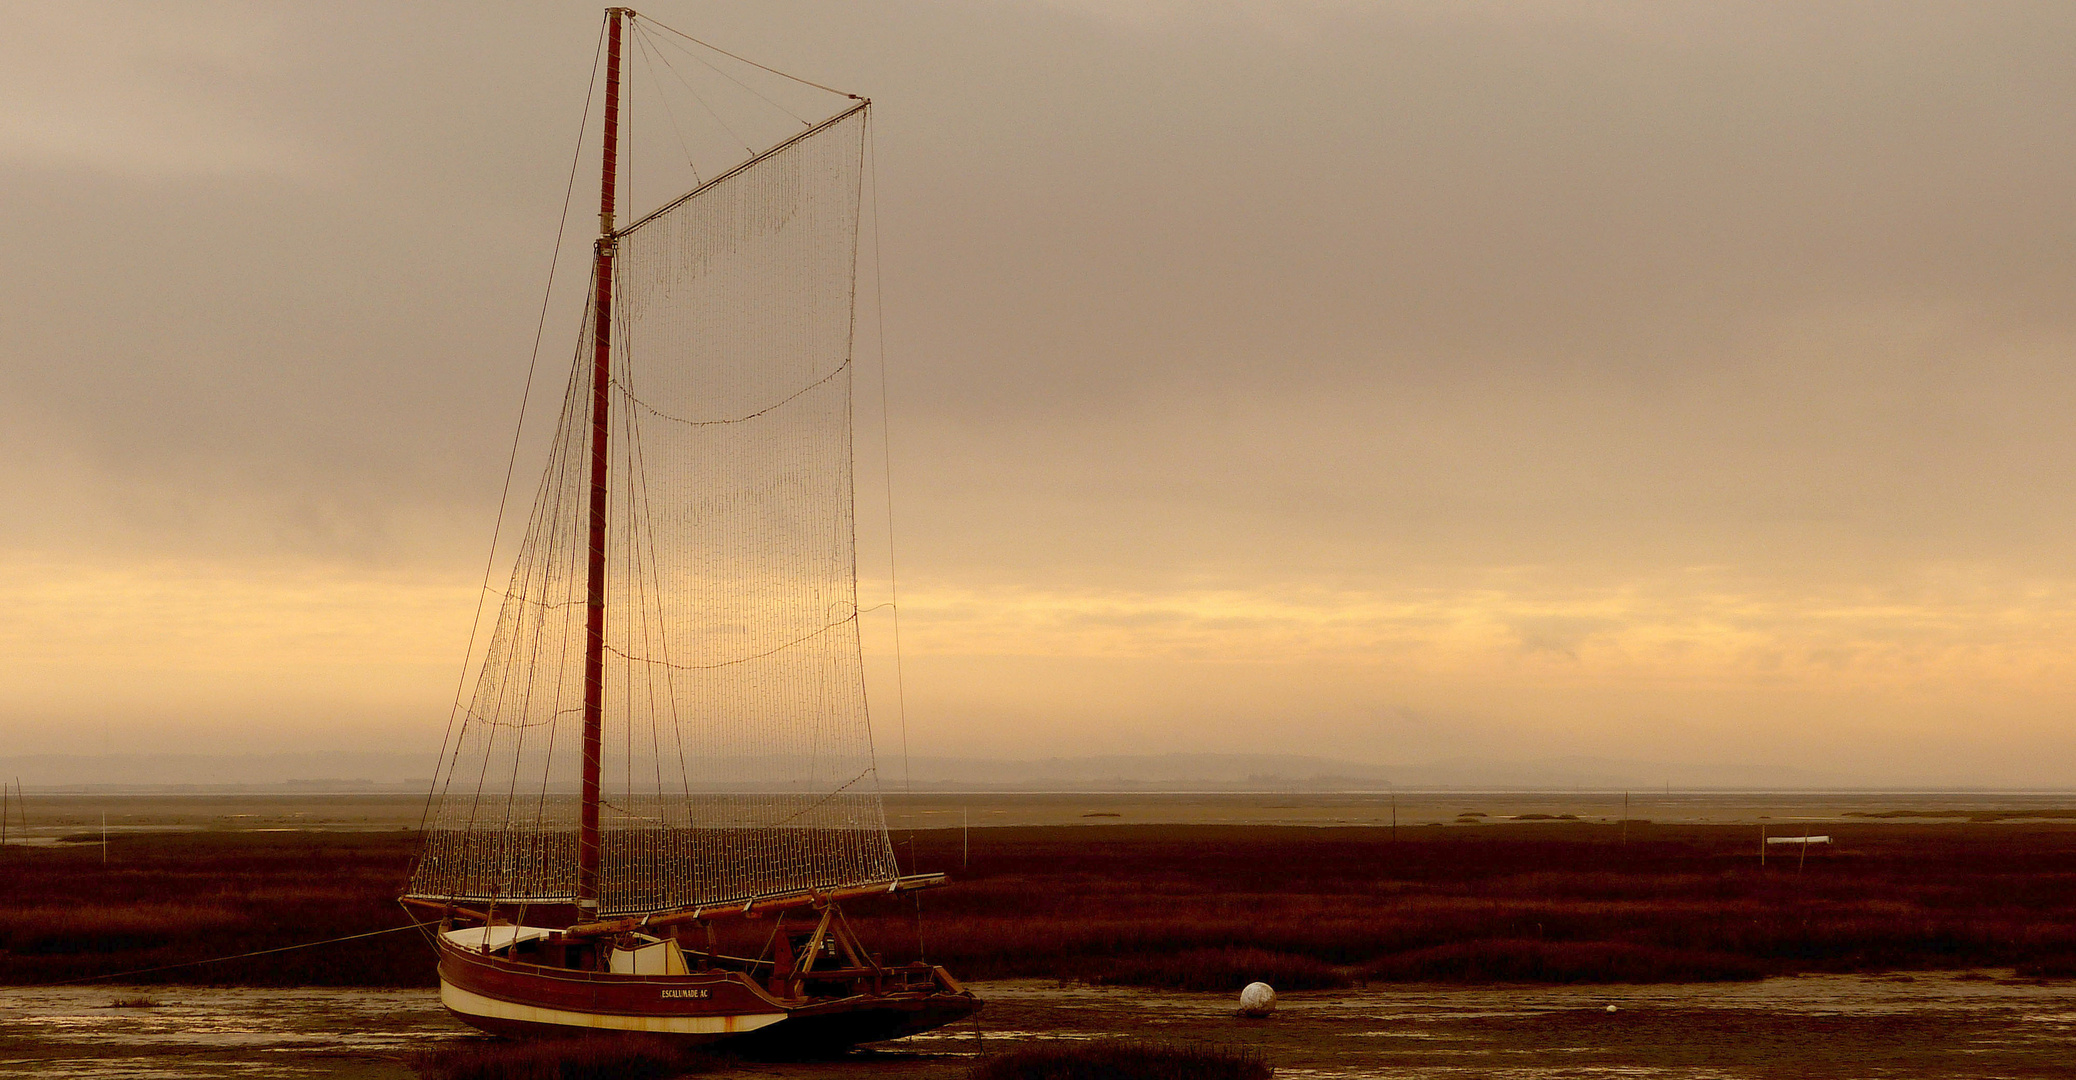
[439,980,786,1036]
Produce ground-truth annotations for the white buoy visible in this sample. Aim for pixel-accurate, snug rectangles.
[1239,981,1276,1017]
[1605,1005,1619,1013]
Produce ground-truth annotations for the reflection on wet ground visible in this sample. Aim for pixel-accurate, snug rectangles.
[0,986,447,1079]
[3,972,2072,1078]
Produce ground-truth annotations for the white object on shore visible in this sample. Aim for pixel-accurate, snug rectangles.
[1605,1005,1619,1013]
[1239,982,1276,1017]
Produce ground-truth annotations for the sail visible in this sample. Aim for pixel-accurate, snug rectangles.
[410,106,898,915]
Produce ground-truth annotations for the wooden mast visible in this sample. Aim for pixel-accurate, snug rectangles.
[579,6,627,918]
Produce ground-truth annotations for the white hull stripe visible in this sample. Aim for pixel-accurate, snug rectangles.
[440,981,786,1037]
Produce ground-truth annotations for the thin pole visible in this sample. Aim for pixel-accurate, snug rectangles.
[962,807,969,870]
[1621,791,1629,845]
[2,782,9,849]
[578,6,626,918]
[101,812,108,865]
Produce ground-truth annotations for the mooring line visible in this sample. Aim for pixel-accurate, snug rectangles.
[20,922,440,988]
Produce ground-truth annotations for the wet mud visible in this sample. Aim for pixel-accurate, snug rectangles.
[5,973,2076,1079]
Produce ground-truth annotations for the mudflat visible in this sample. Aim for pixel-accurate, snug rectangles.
[9,974,2076,1079]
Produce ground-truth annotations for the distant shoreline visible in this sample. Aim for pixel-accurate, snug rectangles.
[7,790,2076,836]
[12,784,2076,796]
[6,751,2051,792]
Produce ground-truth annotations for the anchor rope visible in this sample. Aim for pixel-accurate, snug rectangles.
[23,923,440,988]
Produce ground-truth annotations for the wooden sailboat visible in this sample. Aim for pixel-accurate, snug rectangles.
[402,8,978,1047]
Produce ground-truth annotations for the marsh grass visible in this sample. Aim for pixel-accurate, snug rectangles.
[2015,954,2076,978]
[0,832,427,985]
[847,823,2076,988]
[971,1040,1272,1080]
[9,822,2076,988]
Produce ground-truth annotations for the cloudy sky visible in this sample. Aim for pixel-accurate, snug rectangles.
[5,1,2076,784]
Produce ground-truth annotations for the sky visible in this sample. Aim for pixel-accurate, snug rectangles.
[4,1,2076,785]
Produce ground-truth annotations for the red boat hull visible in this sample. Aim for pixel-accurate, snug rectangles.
[436,937,980,1049]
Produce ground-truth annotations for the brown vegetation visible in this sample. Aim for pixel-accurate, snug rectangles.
[0,831,426,985]
[970,1040,1272,1080]
[6,821,2076,989]
[844,822,2076,987]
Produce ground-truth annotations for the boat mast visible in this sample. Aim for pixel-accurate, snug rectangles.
[579,6,628,918]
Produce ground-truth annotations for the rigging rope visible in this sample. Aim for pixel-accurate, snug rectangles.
[867,119,914,822]
[629,31,702,185]
[412,106,893,917]
[602,616,853,671]
[419,19,607,841]
[27,923,440,987]
[637,22,811,129]
[616,360,850,427]
[866,120,930,962]
[635,15,863,104]
[633,22,757,156]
